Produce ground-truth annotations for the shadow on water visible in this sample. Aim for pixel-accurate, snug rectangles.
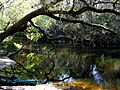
[46,46,120,88]
[1,44,120,88]
[53,64,105,85]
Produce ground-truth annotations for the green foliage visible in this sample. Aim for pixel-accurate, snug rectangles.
[0,1,120,88]
[0,39,17,51]
[0,0,44,42]
[26,53,40,71]
[0,14,10,31]
[26,27,42,42]
[26,15,53,41]
[13,42,22,49]
[96,14,112,28]
[34,16,52,29]
[97,57,120,72]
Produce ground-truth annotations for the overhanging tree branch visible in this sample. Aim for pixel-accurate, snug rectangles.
[29,20,74,43]
[0,7,47,43]
[29,20,48,38]
[0,4,120,43]
[73,6,120,15]
[47,14,117,34]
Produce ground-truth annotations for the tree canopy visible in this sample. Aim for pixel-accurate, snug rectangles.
[0,0,120,86]
[0,0,120,43]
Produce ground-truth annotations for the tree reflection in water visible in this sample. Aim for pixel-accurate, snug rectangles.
[46,47,120,87]
[1,46,120,88]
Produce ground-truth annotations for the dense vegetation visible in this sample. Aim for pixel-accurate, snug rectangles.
[0,0,120,87]
[0,0,120,47]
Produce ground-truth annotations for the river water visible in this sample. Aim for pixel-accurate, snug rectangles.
[1,45,120,88]
[45,46,120,88]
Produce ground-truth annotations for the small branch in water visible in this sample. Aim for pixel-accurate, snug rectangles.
[43,48,55,84]
[7,41,31,59]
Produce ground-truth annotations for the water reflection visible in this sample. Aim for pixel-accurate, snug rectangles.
[90,64,105,85]
[50,47,120,87]
[58,73,75,82]
[1,46,120,88]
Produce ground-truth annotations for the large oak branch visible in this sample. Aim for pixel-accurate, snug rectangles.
[0,5,119,43]
[47,14,117,34]
[0,7,47,42]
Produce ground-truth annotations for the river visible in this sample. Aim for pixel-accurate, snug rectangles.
[1,45,120,89]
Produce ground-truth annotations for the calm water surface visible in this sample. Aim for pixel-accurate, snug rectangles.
[49,46,120,88]
[1,45,120,88]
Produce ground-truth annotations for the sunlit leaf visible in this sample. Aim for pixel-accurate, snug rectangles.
[13,42,22,49]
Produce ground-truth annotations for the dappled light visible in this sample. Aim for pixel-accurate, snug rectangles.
[0,0,120,89]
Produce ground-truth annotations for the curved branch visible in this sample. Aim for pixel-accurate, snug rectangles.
[29,20,49,38]
[0,5,119,43]
[74,6,120,15]
[0,7,46,43]
[29,13,117,41]
[7,41,31,59]
[44,48,55,83]
[29,20,74,43]
[29,20,74,45]
[47,14,117,34]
